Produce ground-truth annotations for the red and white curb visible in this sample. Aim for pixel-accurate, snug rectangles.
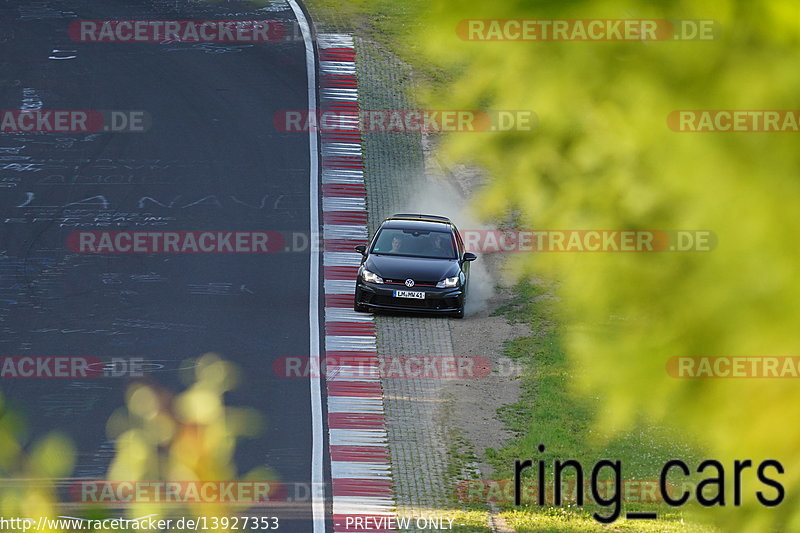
[317,34,397,532]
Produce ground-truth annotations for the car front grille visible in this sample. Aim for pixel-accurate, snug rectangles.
[382,279,437,287]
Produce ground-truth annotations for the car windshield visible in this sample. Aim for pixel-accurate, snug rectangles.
[371,228,457,259]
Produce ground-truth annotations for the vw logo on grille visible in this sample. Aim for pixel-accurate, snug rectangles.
[405,279,415,288]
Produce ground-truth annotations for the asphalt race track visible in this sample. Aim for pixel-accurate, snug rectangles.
[0,0,323,530]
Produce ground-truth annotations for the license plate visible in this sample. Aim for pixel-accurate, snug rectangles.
[394,290,425,299]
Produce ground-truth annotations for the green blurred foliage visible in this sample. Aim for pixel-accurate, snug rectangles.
[107,353,269,526]
[1,354,267,531]
[0,392,75,532]
[405,0,800,530]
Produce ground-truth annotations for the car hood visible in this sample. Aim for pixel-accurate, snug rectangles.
[365,254,460,283]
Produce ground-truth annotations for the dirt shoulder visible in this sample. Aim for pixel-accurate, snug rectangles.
[423,139,530,480]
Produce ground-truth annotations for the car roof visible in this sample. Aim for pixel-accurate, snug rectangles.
[381,214,455,232]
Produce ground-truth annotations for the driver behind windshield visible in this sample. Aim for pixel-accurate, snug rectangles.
[374,230,454,258]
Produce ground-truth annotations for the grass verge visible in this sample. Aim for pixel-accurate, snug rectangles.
[303,0,448,85]
[485,280,717,532]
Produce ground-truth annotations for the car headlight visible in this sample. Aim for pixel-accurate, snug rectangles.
[436,276,460,288]
[361,268,384,284]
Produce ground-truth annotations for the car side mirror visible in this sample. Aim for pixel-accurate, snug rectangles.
[355,244,367,255]
[463,252,477,262]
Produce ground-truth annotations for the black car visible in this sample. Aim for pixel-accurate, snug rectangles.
[353,214,477,318]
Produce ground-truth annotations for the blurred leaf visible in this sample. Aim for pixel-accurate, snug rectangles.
[28,433,75,478]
